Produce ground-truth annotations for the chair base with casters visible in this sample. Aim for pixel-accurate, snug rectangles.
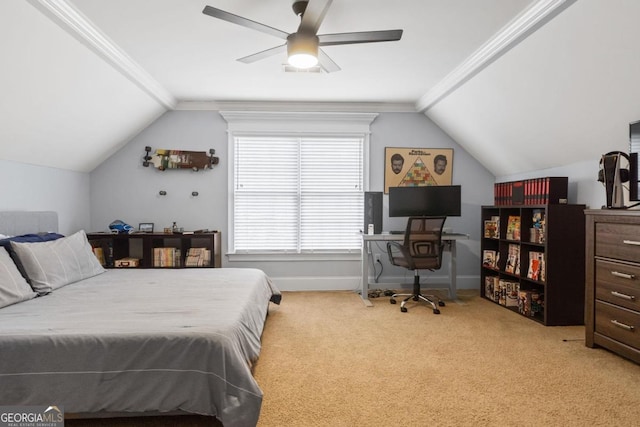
[390,270,445,314]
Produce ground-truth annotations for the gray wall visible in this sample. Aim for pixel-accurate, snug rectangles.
[0,159,90,234]
[90,110,494,291]
[2,111,612,292]
[90,111,228,233]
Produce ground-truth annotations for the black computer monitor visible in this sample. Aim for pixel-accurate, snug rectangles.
[388,185,461,217]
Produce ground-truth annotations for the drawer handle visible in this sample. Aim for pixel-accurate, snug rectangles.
[611,319,635,331]
[611,291,636,301]
[623,239,640,246]
[611,271,636,280]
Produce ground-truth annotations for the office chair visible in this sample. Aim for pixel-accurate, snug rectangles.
[386,216,446,314]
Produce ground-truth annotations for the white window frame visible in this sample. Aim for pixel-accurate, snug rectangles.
[221,111,377,261]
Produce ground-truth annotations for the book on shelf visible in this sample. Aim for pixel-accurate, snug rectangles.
[512,181,525,205]
[527,251,545,281]
[92,247,106,266]
[494,177,568,205]
[498,279,520,307]
[506,216,521,241]
[153,247,181,267]
[518,290,544,317]
[505,281,520,307]
[530,209,545,243]
[484,276,499,302]
[493,182,511,206]
[482,250,497,268]
[185,247,211,267]
[505,244,520,274]
[483,217,499,238]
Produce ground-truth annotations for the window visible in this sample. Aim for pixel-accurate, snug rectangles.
[221,111,377,256]
[233,135,363,252]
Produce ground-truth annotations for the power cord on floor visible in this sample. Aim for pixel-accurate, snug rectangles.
[368,288,396,298]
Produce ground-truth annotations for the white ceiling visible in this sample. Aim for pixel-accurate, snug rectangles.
[2,0,640,176]
[69,0,531,103]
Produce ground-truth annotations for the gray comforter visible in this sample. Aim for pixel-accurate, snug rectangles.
[0,267,281,427]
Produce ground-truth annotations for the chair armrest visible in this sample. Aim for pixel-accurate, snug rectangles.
[386,241,416,269]
[386,240,405,257]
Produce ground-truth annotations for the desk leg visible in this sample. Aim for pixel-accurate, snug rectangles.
[361,240,373,307]
[448,240,458,301]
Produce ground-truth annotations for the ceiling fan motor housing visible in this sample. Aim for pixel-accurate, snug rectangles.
[287,32,319,67]
[291,0,309,16]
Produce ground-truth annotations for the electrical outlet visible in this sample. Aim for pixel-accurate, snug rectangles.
[374,254,381,263]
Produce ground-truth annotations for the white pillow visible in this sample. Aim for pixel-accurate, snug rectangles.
[11,230,105,294]
[0,246,37,308]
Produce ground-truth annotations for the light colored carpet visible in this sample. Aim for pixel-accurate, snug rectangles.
[253,290,640,427]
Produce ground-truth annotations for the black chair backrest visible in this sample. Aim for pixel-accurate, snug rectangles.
[403,216,446,269]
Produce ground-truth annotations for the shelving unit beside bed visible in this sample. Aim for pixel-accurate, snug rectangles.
[87,232,221,268]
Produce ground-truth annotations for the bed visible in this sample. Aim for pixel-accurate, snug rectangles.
[0,212,281,427]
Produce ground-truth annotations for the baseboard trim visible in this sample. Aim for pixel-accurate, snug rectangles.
[270,275,480,292]
[272,276,360,292]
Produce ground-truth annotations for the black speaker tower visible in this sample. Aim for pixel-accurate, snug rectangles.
[364,192,383,234]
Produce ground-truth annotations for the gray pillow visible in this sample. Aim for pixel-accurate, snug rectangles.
[0,246,37,308]
[11,230,105,294]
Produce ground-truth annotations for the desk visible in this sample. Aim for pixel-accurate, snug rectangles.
[360,232,469,307]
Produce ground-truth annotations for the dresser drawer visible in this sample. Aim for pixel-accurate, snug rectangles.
[595,259,640,312]
[595,223,640,263]
[595,300,640,349]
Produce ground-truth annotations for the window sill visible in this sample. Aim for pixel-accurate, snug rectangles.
[227,251,362,262]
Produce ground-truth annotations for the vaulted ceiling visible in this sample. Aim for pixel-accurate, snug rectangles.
[2,0,639,175]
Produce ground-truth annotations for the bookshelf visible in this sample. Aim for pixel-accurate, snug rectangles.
[87,232,221,269]
[480,204,585,325]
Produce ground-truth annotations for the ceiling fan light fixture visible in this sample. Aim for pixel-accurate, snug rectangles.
[287,32,318,69]
[288,53,318,69]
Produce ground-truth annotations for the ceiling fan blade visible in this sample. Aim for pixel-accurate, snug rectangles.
[298,0,333,35]
[237,44,287,64]
[318,29,403,46]
[202,5,289,40]
[318,48,341,73]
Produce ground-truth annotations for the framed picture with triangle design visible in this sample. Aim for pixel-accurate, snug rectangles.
[384,147,453,193]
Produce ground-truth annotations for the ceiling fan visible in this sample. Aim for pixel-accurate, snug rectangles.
[202,0,403,73]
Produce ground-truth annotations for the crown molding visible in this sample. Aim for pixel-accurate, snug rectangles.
[27,0,177,109]
[220,110,379,123]
[220,110,379,134]
[416,0,577,113]
[176,100,417,113]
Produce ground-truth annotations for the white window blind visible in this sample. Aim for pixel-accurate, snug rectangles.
[233,135,364,253]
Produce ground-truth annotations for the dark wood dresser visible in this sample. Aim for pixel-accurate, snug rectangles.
[585,210,640,363]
